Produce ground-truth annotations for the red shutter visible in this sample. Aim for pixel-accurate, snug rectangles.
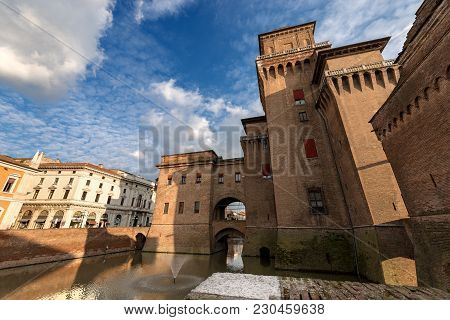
[304,139,318,158]
[293,89,305,100]
[262,164,271,176]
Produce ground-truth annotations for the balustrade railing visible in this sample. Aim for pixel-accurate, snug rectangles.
[256,41,331,61]
[324,59,395,77]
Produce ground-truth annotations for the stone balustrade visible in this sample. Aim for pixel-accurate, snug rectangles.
[324,59,395,77]
[256,41,331,61]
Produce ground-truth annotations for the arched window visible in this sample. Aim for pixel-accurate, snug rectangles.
[132,213,140,227]
[70,211,83,228]
[86,212,97,228]
[137,194,142,207]
[34,210,49,229]
[215,199,246,221]
[100,213,109,228]
[51,211,64,228]
[16,210,32,229]
[114,214,122,227]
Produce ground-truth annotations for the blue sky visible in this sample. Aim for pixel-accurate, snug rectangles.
[0,0,422,178]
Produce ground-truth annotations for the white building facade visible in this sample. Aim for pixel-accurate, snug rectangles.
[5,154,155,230]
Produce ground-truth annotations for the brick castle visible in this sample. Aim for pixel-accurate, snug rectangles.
[146,0,449,290]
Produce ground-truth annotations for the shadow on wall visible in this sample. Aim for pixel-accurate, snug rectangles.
[0,226,156,298]
[354,221,417,286]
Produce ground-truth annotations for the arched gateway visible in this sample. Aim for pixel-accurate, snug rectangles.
[212,197,246,251]
[144,150,247,255]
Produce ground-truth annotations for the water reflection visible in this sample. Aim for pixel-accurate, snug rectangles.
[0,251,358,300]
[226,238,244,272]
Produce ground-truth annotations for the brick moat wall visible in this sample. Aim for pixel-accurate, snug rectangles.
[405,214,450,291]
[0,227,150,269]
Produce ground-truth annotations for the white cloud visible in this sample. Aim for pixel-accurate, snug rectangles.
[141,79,258,162]
[316,0,421,59]
[0,0,114,100]
[130,150,144,159]
[220,0,420,61]
[135,0,195,23]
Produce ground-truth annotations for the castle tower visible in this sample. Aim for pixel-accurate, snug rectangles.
[312,38,415,285]
[254,22,355,273]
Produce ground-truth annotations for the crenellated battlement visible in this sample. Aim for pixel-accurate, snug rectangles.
[317,60,400,96]
[372,74,446,141]
[316,60,401,118]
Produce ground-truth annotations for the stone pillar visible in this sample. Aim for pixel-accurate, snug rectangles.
[43,210,54,229]
[61,209,73,228]
[28,209,40,229]
[95,212,101,226]
[81,211,88,228]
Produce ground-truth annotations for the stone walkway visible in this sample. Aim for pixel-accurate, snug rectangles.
[186,273,449,300]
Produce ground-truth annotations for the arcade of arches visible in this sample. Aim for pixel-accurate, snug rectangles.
[13,210,150,229]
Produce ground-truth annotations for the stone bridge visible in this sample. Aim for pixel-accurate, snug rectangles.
[212,220,246,243]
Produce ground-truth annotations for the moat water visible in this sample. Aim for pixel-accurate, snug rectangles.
[0,247,357,299]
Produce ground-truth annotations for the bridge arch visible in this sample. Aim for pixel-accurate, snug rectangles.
[212,196,246,252]
[214,227,245,242]
[213,227,245,252]
[213,196,246,221]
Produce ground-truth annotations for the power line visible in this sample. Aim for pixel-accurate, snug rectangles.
[0,0,188,126]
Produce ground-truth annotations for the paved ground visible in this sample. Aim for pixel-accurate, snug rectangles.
[186,273,449,300]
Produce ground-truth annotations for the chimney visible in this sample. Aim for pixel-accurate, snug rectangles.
[98,164,104,168]
[30,151,44,169]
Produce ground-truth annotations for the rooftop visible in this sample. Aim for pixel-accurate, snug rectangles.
[258,21,316,55]
[0,155,40,172]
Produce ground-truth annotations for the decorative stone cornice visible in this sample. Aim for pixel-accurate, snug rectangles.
[315,60,399,109]
[324,59,395,77]
[312,37,391,84]
[258,21,316,41]
[256,41,331,61]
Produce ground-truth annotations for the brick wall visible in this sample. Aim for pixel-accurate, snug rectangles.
[0,227,149,269]
[405,214,450,291]
[369,0,449,291]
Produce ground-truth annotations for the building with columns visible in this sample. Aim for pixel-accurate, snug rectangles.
[0,152,155,230]
[147,20,420,286]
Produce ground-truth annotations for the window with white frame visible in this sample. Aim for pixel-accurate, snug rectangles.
[2,175,19,193]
